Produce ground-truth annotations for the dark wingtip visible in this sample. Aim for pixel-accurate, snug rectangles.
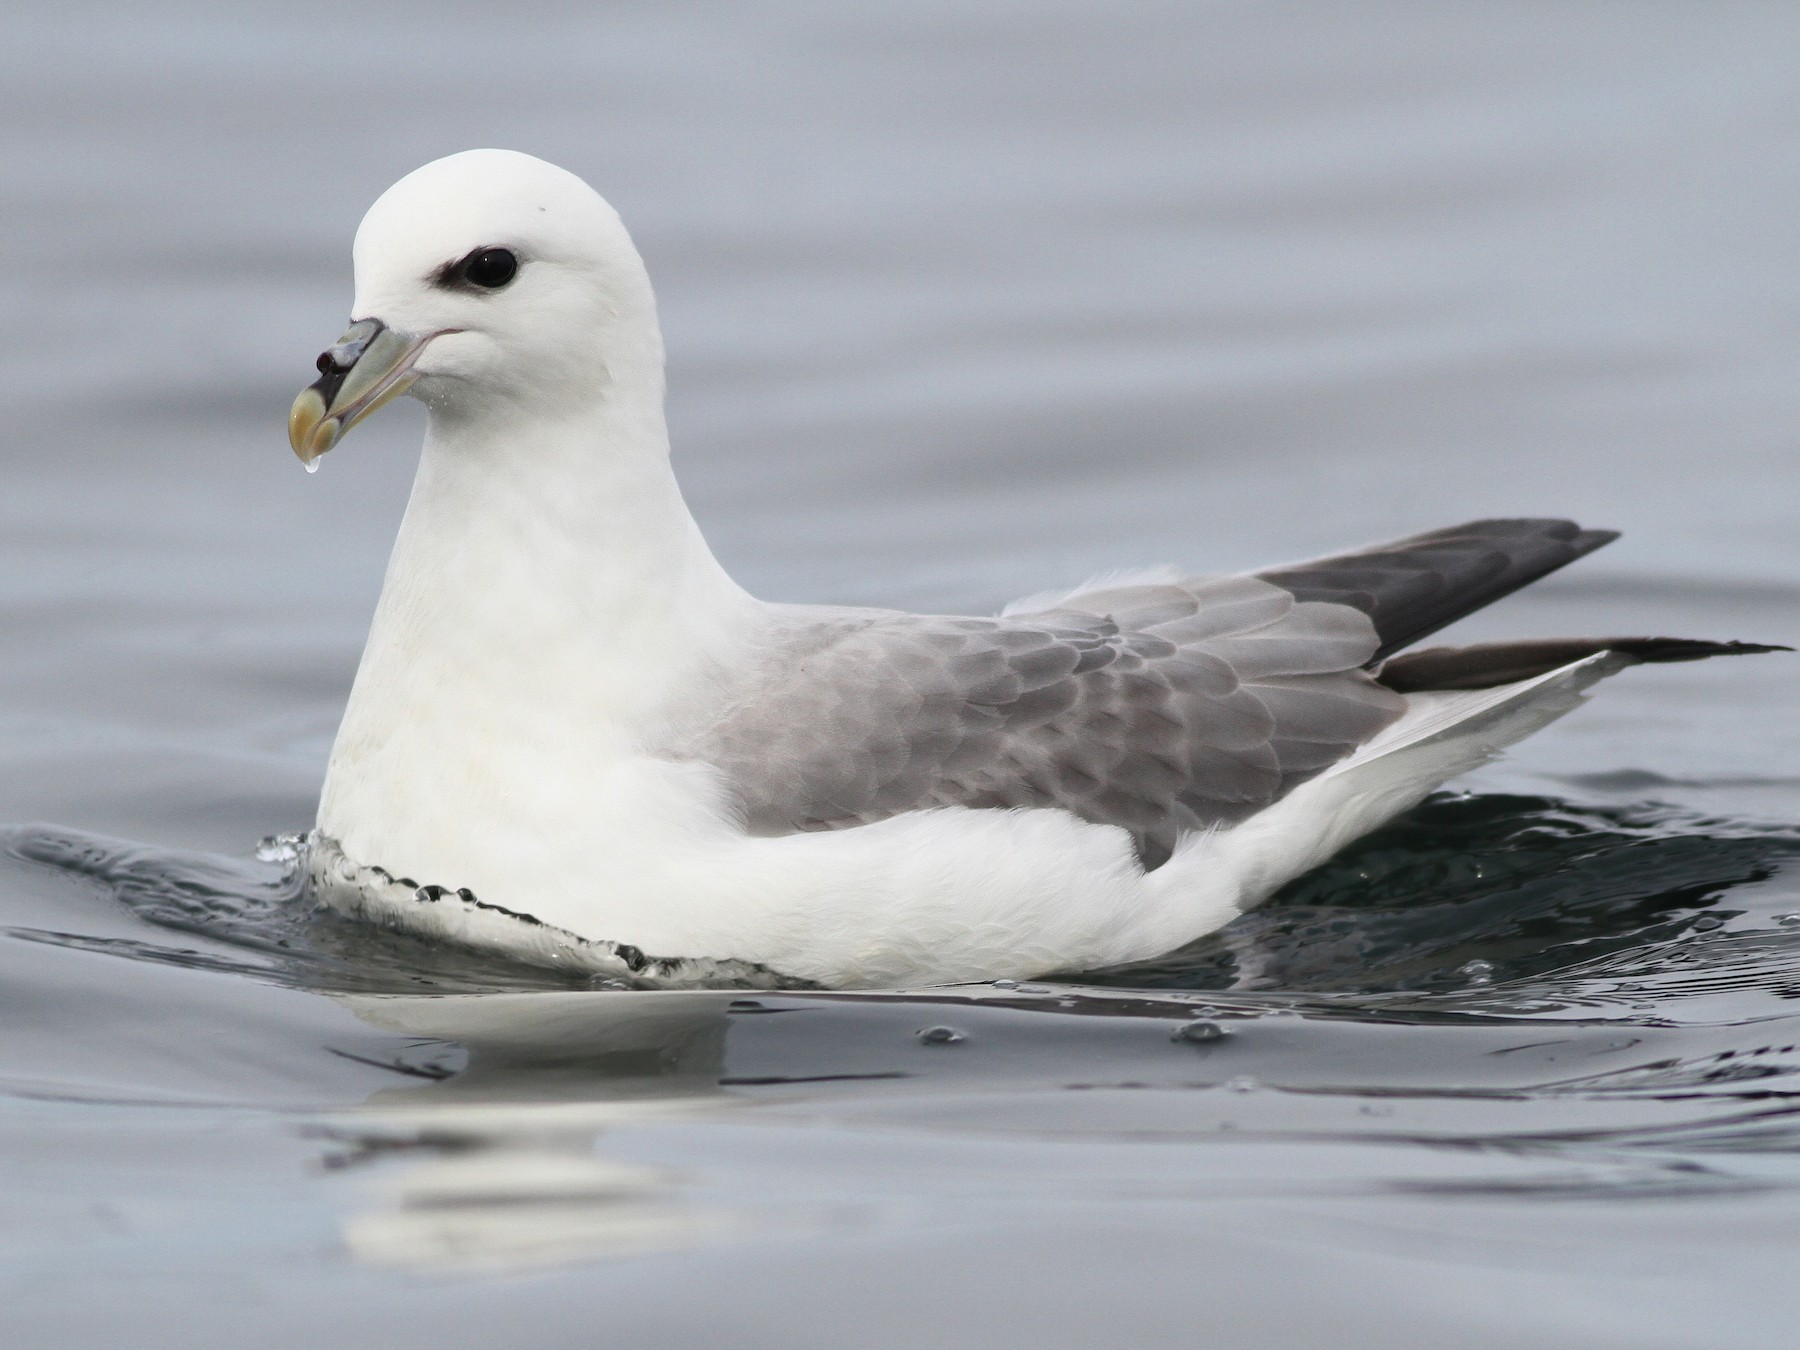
[1571,527,1621,555]
[1634,639,1792,660]
[1436,519,1620,556]
[1259,517,1630,661]
[1377,635,1789,692]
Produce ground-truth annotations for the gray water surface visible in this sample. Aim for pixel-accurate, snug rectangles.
[6,4,1800,1346]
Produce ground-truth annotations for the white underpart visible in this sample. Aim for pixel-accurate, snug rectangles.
[323,623,1618,988]
[314,149,1628,989]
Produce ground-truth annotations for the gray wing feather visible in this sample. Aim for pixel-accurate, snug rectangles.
[687,574,1404,868]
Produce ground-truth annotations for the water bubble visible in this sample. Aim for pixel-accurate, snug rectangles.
[1458,959,1495,986]
[1225,1075,1260,1093]
[253,833,304,865]
[1173,1020,1228,1045]
[1691,916,1725,932]
[992,978,1019,990]
[917,1026,966,1046]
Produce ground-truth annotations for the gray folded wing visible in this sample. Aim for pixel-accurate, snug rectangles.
[685,518,1622,867]
[690,575,1405,868]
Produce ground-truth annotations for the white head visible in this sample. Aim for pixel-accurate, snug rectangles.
[289,149,663,463]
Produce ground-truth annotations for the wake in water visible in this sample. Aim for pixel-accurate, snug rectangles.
[1086,792,1800,1006]
[8,791,1800,1018]
[10,791,1800,1234]
[3,829,591,996]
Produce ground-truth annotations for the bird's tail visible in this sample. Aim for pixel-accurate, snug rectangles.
[1167,652,1629,920]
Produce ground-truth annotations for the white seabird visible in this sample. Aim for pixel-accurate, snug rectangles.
[287,149,1781,989]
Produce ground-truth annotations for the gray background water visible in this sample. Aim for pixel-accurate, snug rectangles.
[5,3,1800,1346]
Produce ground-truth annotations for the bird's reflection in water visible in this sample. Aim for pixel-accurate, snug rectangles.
[321,990,746,1272]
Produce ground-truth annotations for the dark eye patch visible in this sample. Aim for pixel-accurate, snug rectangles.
[433,247,520,291]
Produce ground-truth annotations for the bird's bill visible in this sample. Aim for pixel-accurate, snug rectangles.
[288,319,433,467]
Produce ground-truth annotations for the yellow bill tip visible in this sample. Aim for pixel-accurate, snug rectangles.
[288,386,339,467]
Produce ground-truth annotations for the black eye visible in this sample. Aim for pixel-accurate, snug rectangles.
[459,247,518,289]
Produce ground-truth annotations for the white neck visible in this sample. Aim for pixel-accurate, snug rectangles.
[317,370,756,847]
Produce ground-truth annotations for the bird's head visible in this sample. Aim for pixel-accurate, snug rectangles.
[289,149,659,467]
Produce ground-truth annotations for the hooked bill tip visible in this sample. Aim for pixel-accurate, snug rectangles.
[288,386,337,468]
